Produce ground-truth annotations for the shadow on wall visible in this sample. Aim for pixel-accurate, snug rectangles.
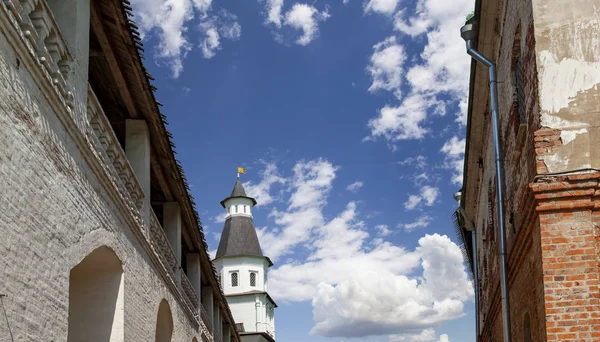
[68,246,124,342]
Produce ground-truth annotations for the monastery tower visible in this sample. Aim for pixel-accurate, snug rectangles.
[214,176,276,342]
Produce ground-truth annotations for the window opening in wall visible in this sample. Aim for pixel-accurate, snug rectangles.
[235,205,238,213]
[523,312,532,342]
[231,272,239,287]
[244,206,246,213]
[250,272,257,287]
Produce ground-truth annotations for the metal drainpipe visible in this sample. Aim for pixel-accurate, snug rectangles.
[458,206,480,342]
[461,23,512,342]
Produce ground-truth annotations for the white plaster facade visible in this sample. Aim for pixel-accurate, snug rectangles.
[0,1,239,341]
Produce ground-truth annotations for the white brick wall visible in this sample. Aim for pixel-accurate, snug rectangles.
[0,7,212,342]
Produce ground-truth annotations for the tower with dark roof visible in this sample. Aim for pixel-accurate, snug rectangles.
[214,176,276,342]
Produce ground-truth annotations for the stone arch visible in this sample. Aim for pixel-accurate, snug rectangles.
[68,246,124,342]
[155,299,174,342]
[523,312,532,342]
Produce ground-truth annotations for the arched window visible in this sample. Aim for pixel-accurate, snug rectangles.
[155,299,173,342]
[250,272,257,287]
[523,312,532,342]
[68,246,124,342]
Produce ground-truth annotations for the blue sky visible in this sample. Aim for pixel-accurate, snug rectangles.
[130,0,474,341]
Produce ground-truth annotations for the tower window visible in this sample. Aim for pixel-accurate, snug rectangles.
[250,272,257,287]
[244,206,247,213]
[231,272,239,287]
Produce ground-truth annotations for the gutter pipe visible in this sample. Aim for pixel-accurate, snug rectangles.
[460,23,512,342]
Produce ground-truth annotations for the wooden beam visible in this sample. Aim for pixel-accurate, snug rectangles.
[89,2,138,118]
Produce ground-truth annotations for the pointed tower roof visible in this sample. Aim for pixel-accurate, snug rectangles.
[216,176,272,266]
[220,177,257,208]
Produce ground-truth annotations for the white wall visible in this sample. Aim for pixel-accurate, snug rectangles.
[214,256,275,335]
[223,197,254,219]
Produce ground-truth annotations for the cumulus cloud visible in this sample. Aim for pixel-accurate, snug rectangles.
[403,215,433,232]
[284,3,331,45]
[243,163,286,206]
[389,329,451,342]
[376,224,392,236]
[441,136,466,184]
[365,0,473,143]
[130,0,240,75]
[367,36,406,99]
[264,0,285,27]
[404,186,439,210]
[260,1,330,45]
[310,234,472,337]
[257,159,337,260]
[364,0,401,15]
[245,159,472,339]
[346,181,364,192]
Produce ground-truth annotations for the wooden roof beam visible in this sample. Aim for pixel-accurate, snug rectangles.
[90,2,138,118]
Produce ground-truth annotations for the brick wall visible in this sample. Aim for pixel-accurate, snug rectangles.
[0,9,204,342]
[468,0,600,339]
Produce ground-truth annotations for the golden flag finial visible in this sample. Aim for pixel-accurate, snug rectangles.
[237,167,246,176]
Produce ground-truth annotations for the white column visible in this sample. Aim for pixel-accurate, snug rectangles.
[187,252,202,307]
[163,202,182,282]
[202,285,213,324]
[125,119,151,229]
[213,303,220,338]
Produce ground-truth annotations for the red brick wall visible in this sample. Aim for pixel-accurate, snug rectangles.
[532,175,600,341]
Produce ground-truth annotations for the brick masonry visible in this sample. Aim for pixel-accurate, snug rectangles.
[0,5,210,342]
[465,0,600,341]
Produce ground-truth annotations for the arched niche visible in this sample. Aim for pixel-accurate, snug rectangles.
[68,246,124,342]
[155,299,174,342]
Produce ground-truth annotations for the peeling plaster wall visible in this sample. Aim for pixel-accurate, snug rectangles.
[532,0,600,173]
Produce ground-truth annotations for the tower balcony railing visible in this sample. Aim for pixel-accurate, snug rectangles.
[2,0,73,108]
[87,87,145,223]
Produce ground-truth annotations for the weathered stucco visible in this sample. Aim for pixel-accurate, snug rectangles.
[532,0,600,173]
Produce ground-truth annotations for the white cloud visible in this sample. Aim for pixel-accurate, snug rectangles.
[346,181,364,192]
[212,212,227,223]
[246,159,472,339]
[199,10,242,59]
[364,0,400,15]
[388,328,436,342]
[243,163,286,206]
[343,0,350,4]
[265,0,285,27]
[399,155,427,169]
[309,234,472,337]
[389,329,450,342]
[367,36,406,99]
[404,194,422,210]
[404,186,439,210]
[130,0,240,75]
[284,3,331,46]
[367,94,430,141]
[441,136,465,185]
[365,0,473,143]
[257,159,337,260]
[403,215,433,232]
[376,224,392,236]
